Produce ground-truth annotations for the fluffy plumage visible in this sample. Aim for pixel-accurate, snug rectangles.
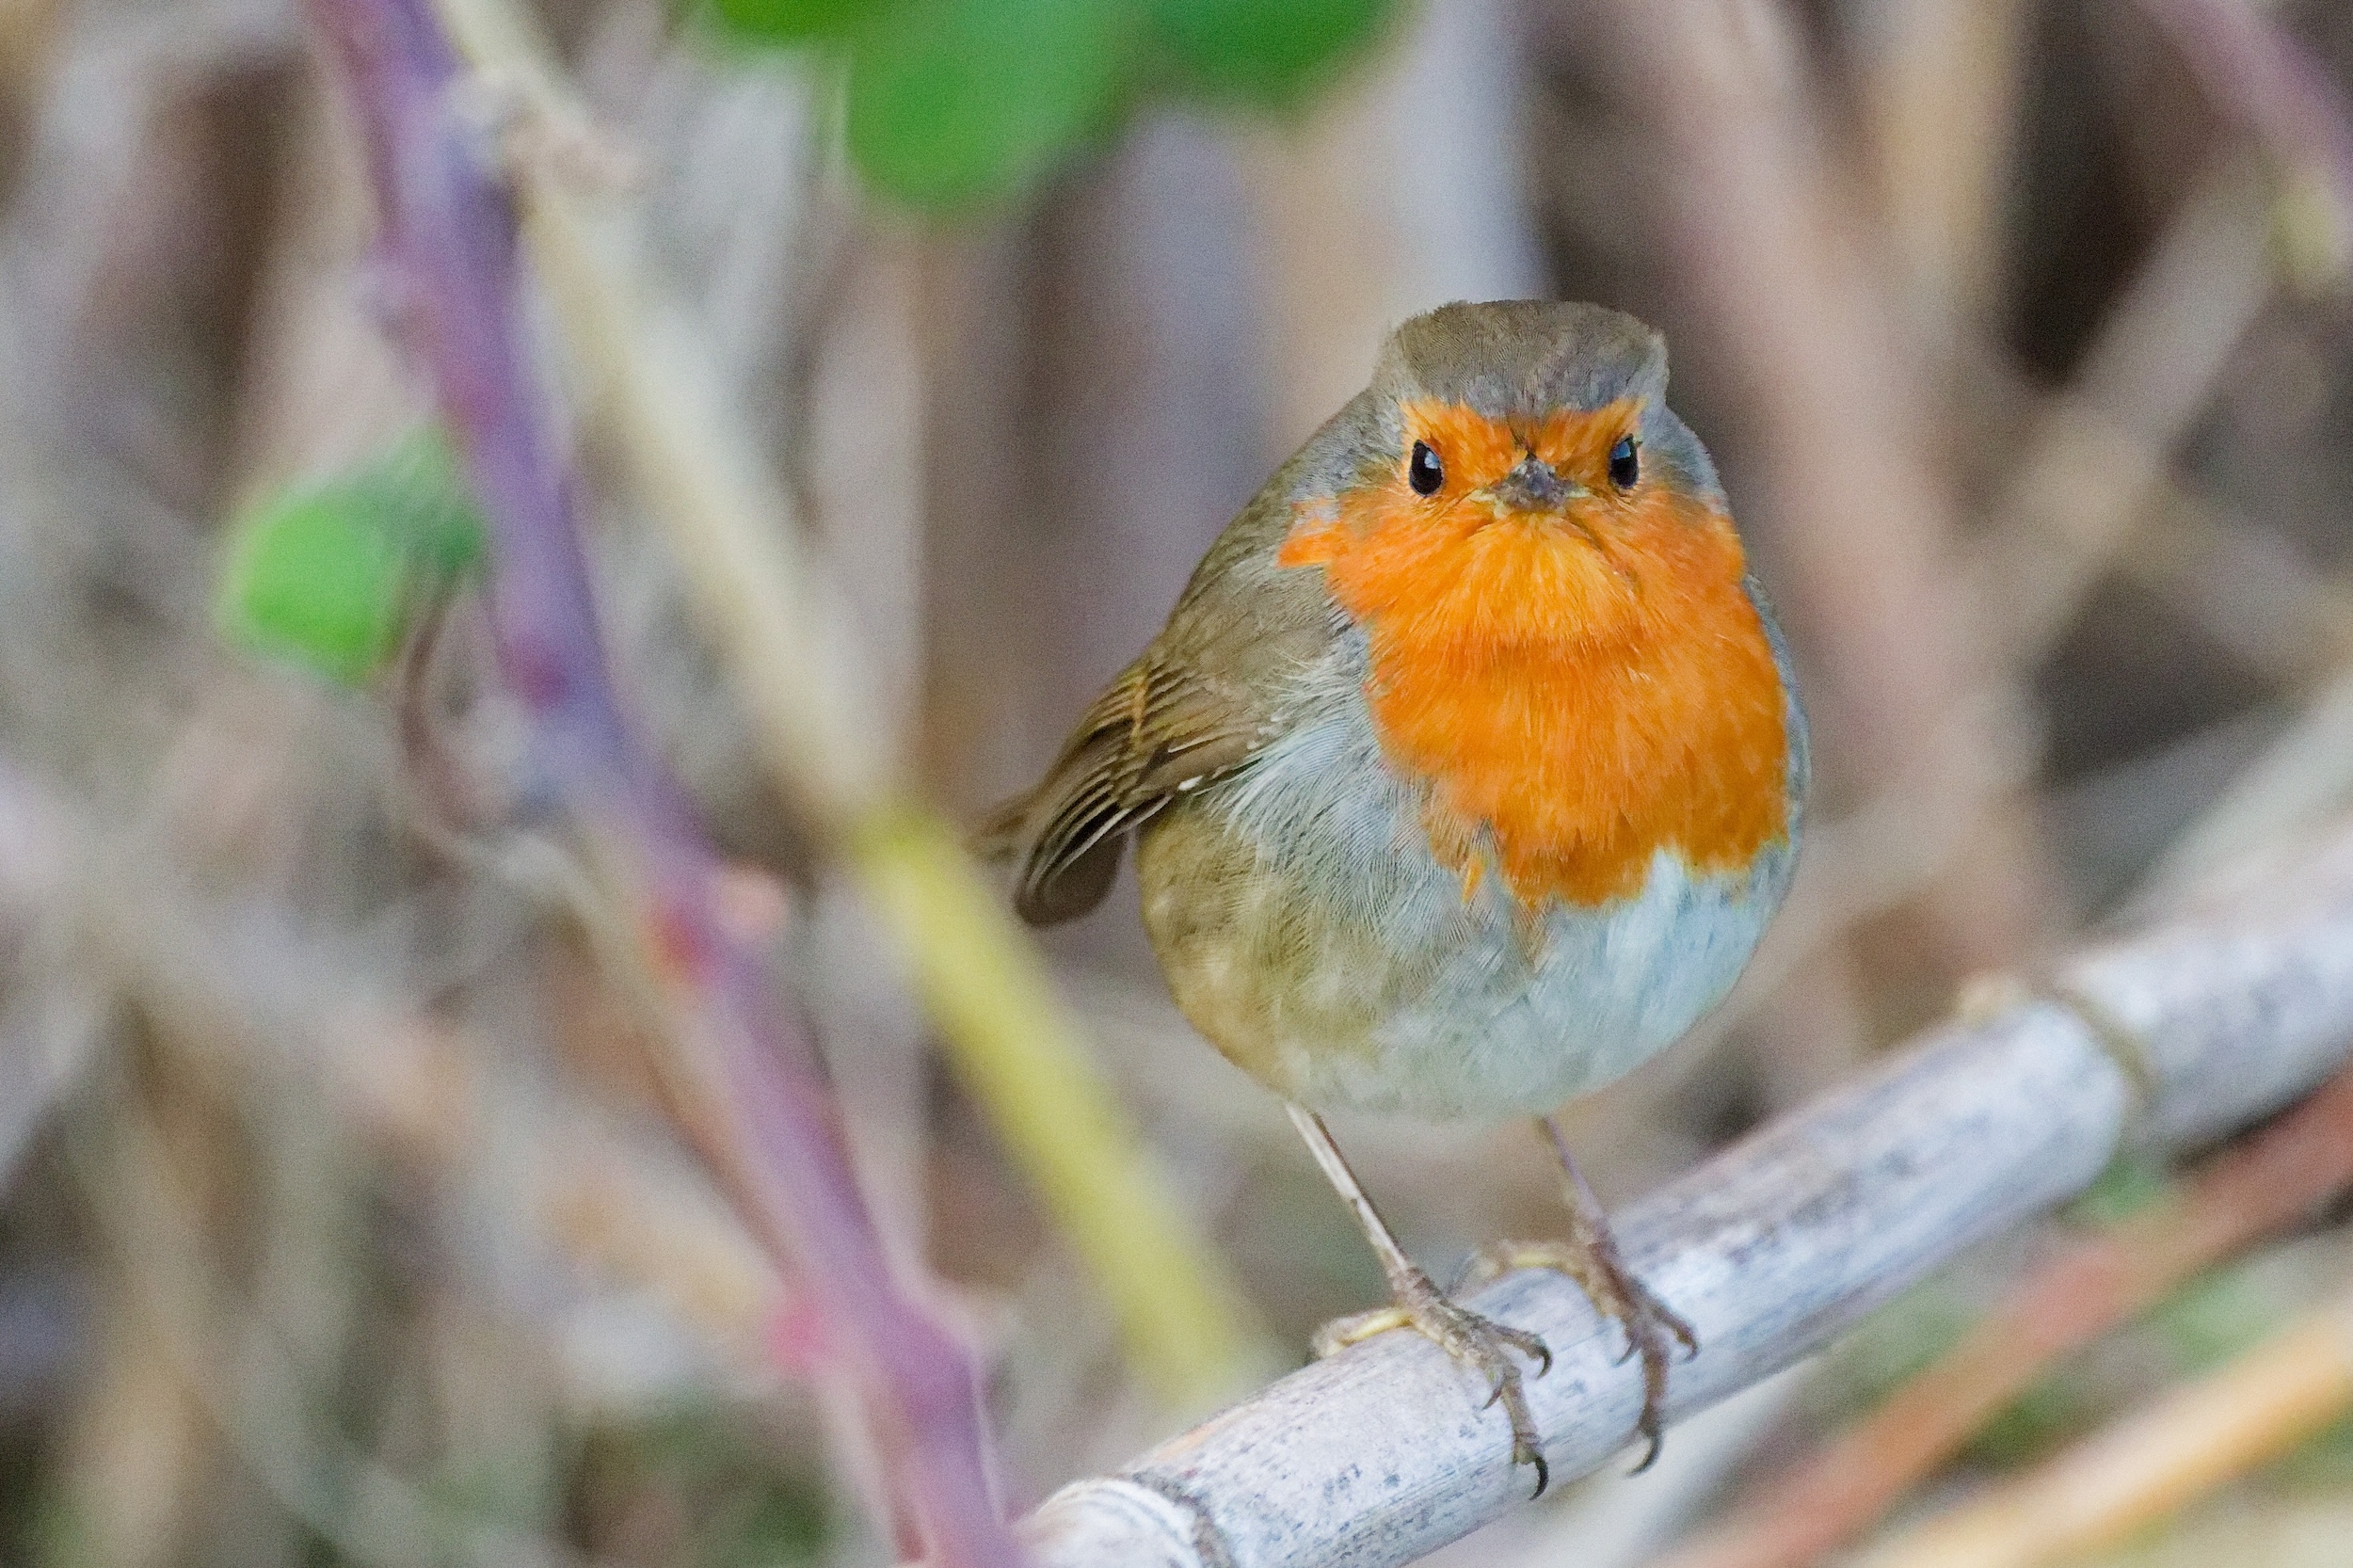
[984,298,1806,1119]
[984,298,1811,1480]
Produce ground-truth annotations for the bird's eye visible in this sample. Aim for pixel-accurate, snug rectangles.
[1609,435,1640,489]
[1408,440,1444,496]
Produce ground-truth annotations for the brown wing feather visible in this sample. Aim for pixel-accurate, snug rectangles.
[977,656,1271,925]
[976,392,1373,926]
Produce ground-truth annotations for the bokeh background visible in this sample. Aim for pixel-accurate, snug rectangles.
[4,0,2353,1563]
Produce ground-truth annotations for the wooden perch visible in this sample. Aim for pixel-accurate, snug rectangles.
[1015,823,2353,1568]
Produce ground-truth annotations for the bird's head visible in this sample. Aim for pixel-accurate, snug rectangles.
[1273,301,1791,908]
[1279,300,1741,652]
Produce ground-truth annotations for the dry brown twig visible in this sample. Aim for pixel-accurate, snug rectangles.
[1972,155,2279,662]
[1858,1281,2353,1568]
[73,1063,594,1568]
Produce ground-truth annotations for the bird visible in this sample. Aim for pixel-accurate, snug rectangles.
[981,299,1807,1492]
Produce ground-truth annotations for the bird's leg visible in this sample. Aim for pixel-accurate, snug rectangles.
[1289,1103,1555,1496]
[1463,1116,1695,1471]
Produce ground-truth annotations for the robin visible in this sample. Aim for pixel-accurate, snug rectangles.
[983,300,1806,1489]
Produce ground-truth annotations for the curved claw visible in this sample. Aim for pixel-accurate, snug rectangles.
[1475,1236,1695,1470]
[1505,1395,1552,1498]
[1316,1279,1554,1496]
[1626,1418,1665,1476]
[1491,1321,1552,1377]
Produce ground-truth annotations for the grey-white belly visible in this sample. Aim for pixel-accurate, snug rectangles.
[1135,700,1800,1121]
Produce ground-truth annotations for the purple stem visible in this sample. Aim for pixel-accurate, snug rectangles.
[297,4,1021,1562]
[2139,0,2353,215]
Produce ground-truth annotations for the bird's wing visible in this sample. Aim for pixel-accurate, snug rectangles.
[975,649,1279,926]
[975,419,1368,926]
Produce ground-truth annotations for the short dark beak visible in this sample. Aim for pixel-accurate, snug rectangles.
[1485,455,1583,513]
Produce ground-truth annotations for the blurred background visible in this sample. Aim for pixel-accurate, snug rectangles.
[5,0,2353,1563]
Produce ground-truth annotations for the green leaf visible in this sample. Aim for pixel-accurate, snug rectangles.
[219,489,406,685]
[698,0,888,43]
[1149,0,1395,108]
[216,428,488,688]
[699,0,1398,211]
[843,0,1132,208]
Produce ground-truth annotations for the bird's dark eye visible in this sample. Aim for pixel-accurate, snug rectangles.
[1609,435,1640,489]
[1600,433,1638,489]
[1408,440,1444,496]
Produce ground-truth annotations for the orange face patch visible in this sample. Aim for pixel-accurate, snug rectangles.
[1276,399,1789,909]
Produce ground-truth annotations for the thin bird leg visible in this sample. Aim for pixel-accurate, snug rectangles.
[1465,1115,1697,1471]
[1289,1103,1556,1496]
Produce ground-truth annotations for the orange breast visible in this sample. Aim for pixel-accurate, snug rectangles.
[1275,400,1789,909]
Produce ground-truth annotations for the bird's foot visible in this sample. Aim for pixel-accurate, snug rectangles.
[1462,1239,1695,1472]
[1313,1271,1555,1496]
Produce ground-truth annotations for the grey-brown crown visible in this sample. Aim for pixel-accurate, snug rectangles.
[1375,300,1669,424]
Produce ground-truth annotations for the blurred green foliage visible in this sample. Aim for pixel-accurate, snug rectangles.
[844,0,1127,210]
[1813,1277,2098,1469]
[216,429,488,688]
[1150,0,1390,105]
[2062,1155,2174,1229]
[1819,1160,2353,1480]
[700,0,1398,206]
[570,1404,832,1567]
